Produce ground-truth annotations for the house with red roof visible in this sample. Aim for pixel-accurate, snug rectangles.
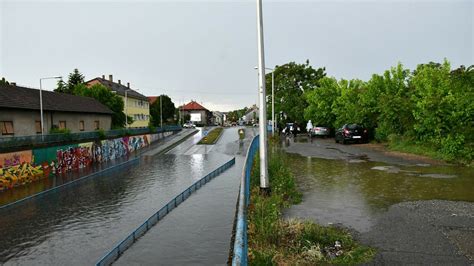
[181,100,212,126]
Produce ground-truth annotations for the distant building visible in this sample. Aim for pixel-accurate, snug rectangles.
[181,101,212,126]
[147,96,159,105]
[212,111,224,126]
[86,75,150,128]
[241,105,259,124]
[0,83,113,137]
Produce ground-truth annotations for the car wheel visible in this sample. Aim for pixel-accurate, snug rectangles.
[335,137,339,143]
[342,139,347,145]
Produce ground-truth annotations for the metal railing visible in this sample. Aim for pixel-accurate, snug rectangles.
[0,125,182,149]
[96,157,236,266]
[232,135,259,266]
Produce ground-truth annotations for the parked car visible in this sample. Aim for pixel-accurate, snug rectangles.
[310,126,330,138]
[335,124,368,144]
[183,122,196,128]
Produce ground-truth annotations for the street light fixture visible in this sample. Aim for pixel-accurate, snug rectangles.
[39,76,62,136]
[254,66,275,135]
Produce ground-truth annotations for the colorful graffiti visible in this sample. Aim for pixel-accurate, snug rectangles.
[0,133,160,192]
[0,163,44,190]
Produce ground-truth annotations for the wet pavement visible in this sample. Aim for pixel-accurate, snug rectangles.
[0,129,232,265]
[116,127,256,265]
[283,136,474,264]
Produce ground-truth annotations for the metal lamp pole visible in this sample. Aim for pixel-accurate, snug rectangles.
[125,90,129,128]
[160,95,163,129]
[254,66,275,135]
[256,0,270,193]
[39,76,62,136]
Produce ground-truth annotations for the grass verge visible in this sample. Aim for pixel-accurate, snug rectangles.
[197,127,223,145]
[248,150,375,265]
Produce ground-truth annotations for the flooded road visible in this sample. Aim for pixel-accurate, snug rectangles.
[284,152,473,232]
[284,137,473,232]
[116,127,254,265]
[284,137,474,263]
[0,129,231,265]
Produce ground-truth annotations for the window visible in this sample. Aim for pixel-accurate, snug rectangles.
[1,121,14,135]
[59,121,66,129]
[35,121,42,134]
[79,121,85,131]
[94,121,100,130]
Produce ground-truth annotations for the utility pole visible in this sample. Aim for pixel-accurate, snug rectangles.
[160,95,163,129]
[256,0,270,193]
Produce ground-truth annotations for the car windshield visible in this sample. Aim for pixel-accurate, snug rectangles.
[347,124,359,130]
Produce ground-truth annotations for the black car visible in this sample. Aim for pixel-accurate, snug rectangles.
[335,124,368,144]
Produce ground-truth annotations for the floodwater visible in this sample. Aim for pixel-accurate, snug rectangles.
[284,152,474,232]
[116,127,253,265]
[0,149,230,265]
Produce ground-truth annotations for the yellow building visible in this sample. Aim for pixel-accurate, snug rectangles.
[86,75,150,128]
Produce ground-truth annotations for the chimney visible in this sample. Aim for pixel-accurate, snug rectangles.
[109,74,113,82]
[118,79,121,85]
[102,75,105,79]
[127,82,130,88]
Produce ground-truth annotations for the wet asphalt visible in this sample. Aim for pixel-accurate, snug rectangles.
[284,136,474,265]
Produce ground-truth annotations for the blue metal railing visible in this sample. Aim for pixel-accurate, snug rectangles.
[96,157,236,266]
[232,135,259,266]
[0,125,182,149]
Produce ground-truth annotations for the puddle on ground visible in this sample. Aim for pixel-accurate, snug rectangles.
[284,151,474,232]
[419,173,457,179]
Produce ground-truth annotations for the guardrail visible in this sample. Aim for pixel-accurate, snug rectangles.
[96,157,236,266]
[232,135,259,265]
[0,125,182,150]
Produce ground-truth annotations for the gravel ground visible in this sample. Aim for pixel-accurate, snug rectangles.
[360,200,474,265]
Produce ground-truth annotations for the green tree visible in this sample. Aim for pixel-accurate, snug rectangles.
[375,63,414,140]
[73,83,127,128]
[55,68,85,94]
[304,77,339,127]
[150,95,176,127]
[0,77,9,85]
[266,61,326,126]
[332,79,366,128]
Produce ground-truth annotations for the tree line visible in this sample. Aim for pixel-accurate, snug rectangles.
[265,60,473,162]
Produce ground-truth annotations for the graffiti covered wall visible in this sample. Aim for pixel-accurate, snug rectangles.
[1,133,161,191]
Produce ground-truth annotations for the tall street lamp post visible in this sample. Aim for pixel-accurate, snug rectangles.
[160,95,163,129]
[256,0,270,193]
[254,66,275,135]
[39,76,62,136]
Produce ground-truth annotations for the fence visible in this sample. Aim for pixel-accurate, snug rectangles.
[232,135,259,266]
[0,125,182,150]
[96,157,236,266]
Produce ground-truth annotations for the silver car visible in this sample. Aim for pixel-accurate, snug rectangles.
[311,126,330,137]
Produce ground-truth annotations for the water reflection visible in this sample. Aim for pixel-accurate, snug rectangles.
[284,152,474,232]
[0,153,229,265]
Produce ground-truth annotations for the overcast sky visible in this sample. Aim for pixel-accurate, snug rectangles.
[1,0,472,111]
